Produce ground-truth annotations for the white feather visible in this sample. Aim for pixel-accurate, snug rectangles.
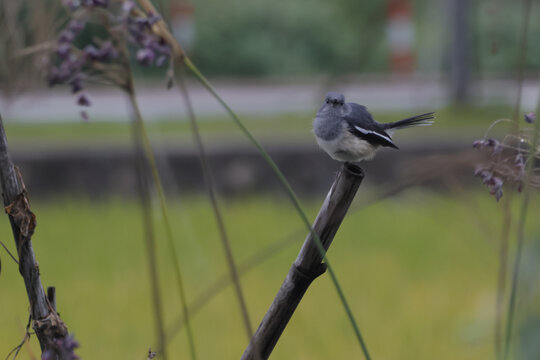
[353,125,393,144]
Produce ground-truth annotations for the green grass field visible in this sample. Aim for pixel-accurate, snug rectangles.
[1,188,537,359]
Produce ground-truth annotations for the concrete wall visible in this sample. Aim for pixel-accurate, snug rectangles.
[13,142,481,199]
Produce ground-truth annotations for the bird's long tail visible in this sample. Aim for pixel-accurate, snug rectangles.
[383,112,435,131]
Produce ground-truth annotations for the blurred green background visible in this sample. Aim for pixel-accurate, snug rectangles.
[2,191,538,359]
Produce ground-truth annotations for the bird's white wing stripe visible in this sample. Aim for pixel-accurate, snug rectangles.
[354,125,393,143]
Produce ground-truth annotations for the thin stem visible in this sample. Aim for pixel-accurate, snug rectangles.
[174,67,254,342]
[126,88,197,360]
[501,1,534,358]
[183,57,370,360]
[131,110,167,359]
[495,197,512,360]
[119,42,197,358]
[503,74,540,360]
[0,239,18,264]
[511,0,533,128]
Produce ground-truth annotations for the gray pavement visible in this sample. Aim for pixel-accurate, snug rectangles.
[1,77,538,122]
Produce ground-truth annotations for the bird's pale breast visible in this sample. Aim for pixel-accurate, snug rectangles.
[316,130,377,162]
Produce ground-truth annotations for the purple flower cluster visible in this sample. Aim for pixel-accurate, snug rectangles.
[47,20,86,87]
[48,9,121,119]
[83,41,118,62]
[64,0,109,10]
[472,138,502,156]
[472,137,510,201]
[48,0,173,119]
[41,334,80,360]
[474,166,504,201]
[524,112,536,124]
[472,113,536,200]
[123,3,171,67]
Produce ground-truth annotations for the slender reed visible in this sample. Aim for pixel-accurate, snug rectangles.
[503,75,540,360]
[131,108,167,359]
[495,201,512,360]
[126,86,197,360]
[120,43,197,360]
[497,1,534,358]
[496,1,532,356]
[175,68,255,342]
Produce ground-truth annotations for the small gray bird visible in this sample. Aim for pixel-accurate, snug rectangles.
[313,92,434,162]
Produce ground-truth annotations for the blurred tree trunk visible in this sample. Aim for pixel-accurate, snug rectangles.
[450,0,471,105]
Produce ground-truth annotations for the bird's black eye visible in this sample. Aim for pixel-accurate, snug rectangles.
[325,99,330,104]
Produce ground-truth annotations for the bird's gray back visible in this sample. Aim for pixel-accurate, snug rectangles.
[342,103,380,131]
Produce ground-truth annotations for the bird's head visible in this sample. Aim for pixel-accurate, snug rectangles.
[324,92,345,108]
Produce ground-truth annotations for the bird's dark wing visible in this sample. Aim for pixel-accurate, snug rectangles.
[342,103,398,149]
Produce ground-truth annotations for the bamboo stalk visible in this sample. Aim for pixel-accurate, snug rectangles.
[241,163,365,360]
[0,114,68,351]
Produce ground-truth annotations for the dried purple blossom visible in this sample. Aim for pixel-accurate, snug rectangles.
[83,42,117,64]
[50,0,173,121]
[147,12,161,26]
[63,0,81,11]
[93,0,109,7]
[524,112,536,124]
[122,9,170,67]
[472,138,502,156]
[82,0,108,8]
[151,42,171,56]
[68,20,86,35]
[56,43,72,59]
[475,166,504,201]
[136,48,155,66]
[514,153,526,192]
[58,30,75,44]
[49,54,85,87]
[122,1,135,13]
[134,16,150,30]
[515,153,525,175]
[41,350,54,360]
[83,44,99,60]
[80,110,89,121]
[41,334,80,360]
[46,68,60,87]
[488,176,504,201]
[97,41,118,61]
[155,55,167,67]
[47,67,70,87]
[69,74,84,93]
[472,140,483,149]
[77,92,91,106]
